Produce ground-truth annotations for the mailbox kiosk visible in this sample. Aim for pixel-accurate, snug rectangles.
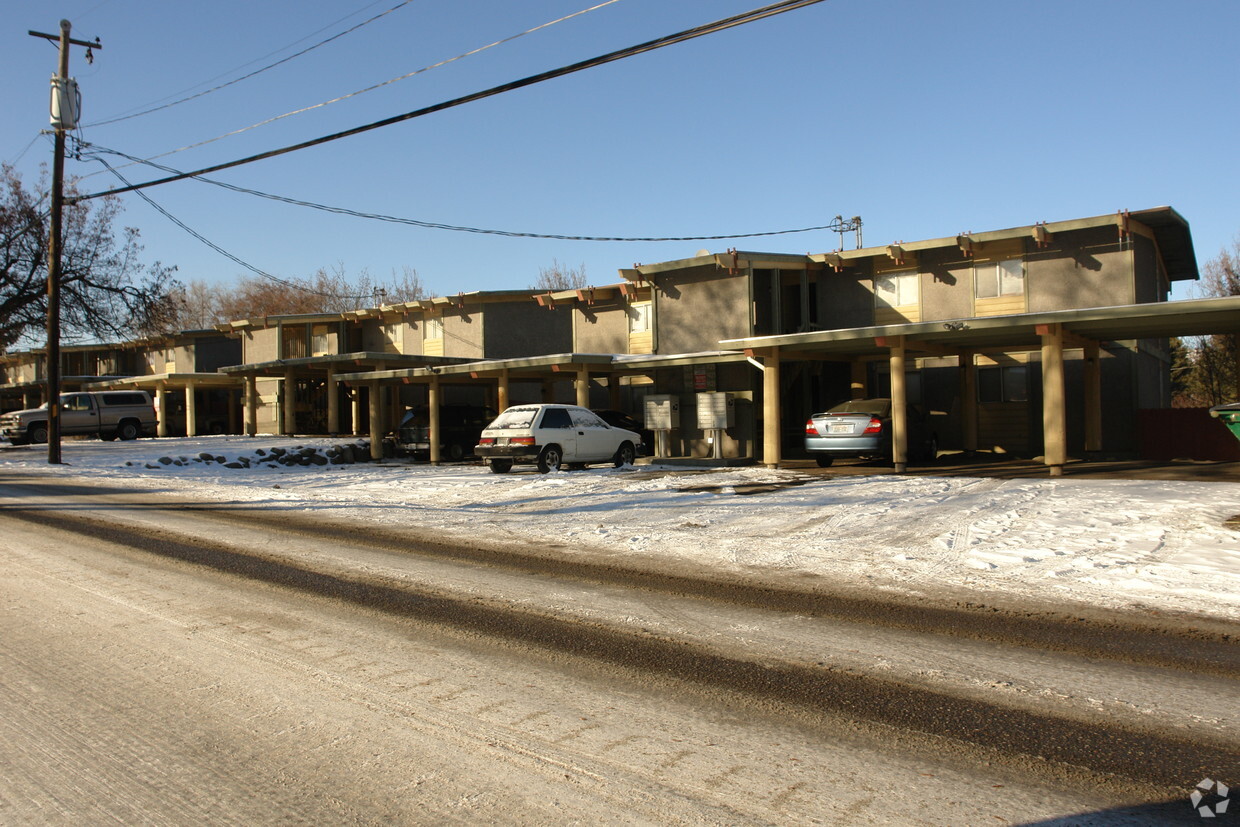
[696,392,734,459]
[644,394,680,459]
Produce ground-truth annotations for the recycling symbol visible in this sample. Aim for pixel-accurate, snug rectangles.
[1191,778,1230,818]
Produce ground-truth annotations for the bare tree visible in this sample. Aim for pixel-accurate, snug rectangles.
[0,164,179,351]
[210,264,429,322]
[1178,239,1240,405]
[532,259,587,291]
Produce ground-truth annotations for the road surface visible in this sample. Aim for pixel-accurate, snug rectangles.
[0,472,1235,824]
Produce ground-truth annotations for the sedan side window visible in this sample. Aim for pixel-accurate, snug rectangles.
[539,408,573,429]
[569,409,606,429]
[63,394,92,412]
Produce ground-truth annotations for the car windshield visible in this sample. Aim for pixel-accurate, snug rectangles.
[827,399,891,416]
[487,407,539,430]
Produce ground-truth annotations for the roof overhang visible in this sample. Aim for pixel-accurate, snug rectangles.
[220,351,473,378]
[334,351,750,384]
[723,296,1240,359]
[84,373,245,391]
[809,207,1198,282]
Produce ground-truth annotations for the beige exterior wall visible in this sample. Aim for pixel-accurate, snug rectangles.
[484,299,571,358]
[243,328,280,364]
[572,298,630,353]
[817,267,875,330]
[441,304,484,359]
[1027,226,1135,312]
[654,266,751,354]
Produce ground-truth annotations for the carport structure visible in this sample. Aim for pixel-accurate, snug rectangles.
[337,350,752,461]
[85,372,244,437]
[724,295,1240,475]
[221,353,474,437]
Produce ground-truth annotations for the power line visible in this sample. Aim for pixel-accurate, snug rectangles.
[92,156,369,301]
[83,142,848,242]
[84,0,415,128]
[78,0,625,180]
[75,0,826,203]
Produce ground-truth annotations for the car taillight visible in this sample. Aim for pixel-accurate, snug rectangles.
[510,436,535,445]
[805,418,818,435]
[478,437,495,445]
[863,417,883,434]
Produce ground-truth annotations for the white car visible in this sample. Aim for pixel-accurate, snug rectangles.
[475,404,640,474]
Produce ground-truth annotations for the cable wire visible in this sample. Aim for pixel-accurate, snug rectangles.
[93,155,370,300]
[81,0,625,178]
[85,0,415,128]
[75,0,826,202]
[83,142,846,242]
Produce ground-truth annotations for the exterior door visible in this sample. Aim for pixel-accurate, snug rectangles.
[60,393,97,434]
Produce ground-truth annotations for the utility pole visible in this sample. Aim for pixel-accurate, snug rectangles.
[28,20,101,464]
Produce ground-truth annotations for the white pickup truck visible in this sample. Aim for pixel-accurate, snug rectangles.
[0,391,158,445]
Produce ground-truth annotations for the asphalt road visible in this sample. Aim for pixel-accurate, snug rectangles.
[0,473,1235,824]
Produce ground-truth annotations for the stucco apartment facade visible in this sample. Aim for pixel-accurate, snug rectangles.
[4,207,1217,468]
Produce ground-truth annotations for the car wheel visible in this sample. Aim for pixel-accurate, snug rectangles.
[536,445,563,473]
[814,456,834,468]
[118,420,141,441]
[28,423,48,444]
[613,441,635,468]
[446,442,466,462]
[488,458,513,474]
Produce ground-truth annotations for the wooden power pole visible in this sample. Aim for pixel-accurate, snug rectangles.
[28,20,101,464]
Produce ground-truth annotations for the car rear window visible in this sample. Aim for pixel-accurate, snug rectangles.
[827,399,891,416]
[488,407,539,429]
[98,392,150,406]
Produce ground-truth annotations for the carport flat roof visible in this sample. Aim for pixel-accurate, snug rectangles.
[220,351,473,377]
[84,373,244,390]
[335,351,753,384]
[721,296,1240,358]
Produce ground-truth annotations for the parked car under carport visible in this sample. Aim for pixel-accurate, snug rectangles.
[804,398,937,467]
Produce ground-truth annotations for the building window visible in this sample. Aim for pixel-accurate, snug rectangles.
[874,271,918,308]
[975,258,1025,299]
[629,302,651,333]
[978,365,1028,403]
[312,325,330,356]
[423,317,443,340]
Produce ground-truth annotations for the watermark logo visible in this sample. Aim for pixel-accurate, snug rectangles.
[1191,778,1230,818]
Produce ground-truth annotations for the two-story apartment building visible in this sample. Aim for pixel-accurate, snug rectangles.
[219,290,572,436]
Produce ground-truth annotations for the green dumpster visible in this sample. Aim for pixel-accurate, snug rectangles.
[1209,402,1240,444]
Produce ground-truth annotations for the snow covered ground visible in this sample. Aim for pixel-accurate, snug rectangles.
[4,435,1240,622]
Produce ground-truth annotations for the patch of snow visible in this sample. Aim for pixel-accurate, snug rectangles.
[4,435,1240,620]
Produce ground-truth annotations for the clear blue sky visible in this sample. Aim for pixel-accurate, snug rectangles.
[4,0,1238,303]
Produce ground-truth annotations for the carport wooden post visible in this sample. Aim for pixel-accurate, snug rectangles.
[351,389,362,436]
[368,380,383,460]
[282,371,296,435]
[760,346,781,468]
[155,385,168,437]
[1039,323,1067,476]
[1083,341,1102,453]
[184,380,198,437]
[607,375,621,410]
[227,389,238,435]
[327,368,340,435]
[497,369,509,411]
[428,375,441,465]
[244,375,257,437]
[959,350,978,454]
[849,359,866,400]
[575,365,590,408]
[888,336,908,473]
